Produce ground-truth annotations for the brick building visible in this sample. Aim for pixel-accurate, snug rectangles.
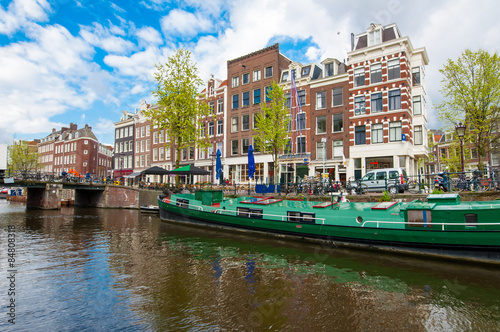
[38,123,112,177]
[346,23,429,178]
[196,75,227,183]
[226,43,291,184]
[113,110,135,179]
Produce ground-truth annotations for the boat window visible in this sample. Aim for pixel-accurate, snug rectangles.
[465,213,477,227]
[237,207,264,219]
[250,209,263,219]
[176,198,189,208]
[287,211,316,223]
[287,211,302,222]
[301,212,316,224]
[237,207,250,217]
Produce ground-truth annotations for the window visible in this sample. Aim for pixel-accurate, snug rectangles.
[115,130,119,139]
[231,117,238,132]
[232,94,239,109]
[136,128,140,138]
[372,123,383,143]
[153,148,158,161]
[242,114,249,131]
[316,91,326,109]
[189,146,195,160]
[242,73,249,85]
[325,63,334,77]
[388,89,401,110]
[265,66,273,78]
[285,93,291,108]
[297,113,306,130]
[316,116,326,134]
[333,113,343,132]
[253,89,261,104]
[141,140,145,152]
[217,120,223,135]
[253,70,261,82]
[209,121,214,136]
[371,92,383,113]
[388,58,400,80]
[209,101,214,114]
[216,142,223,155]
[141,126,145,137]
[413,96,422,115]
[301,66,311,77]
[298,90,305,106]
[231,140,238,155]
[371,63,382,84]
[253,113,259,129]
[84,140,88,145]
[355,126,366,145]
[146,139,150,151]
[242,91,250,107]
[159,147,164,160]
[414,125,423,145]
[84,150,88,154]
[354,96,365,115]
[333,140,343,159]
[389,121,402,142]
[316,142,327,160]
[153,131,158,144]
[265,86,271,102]
[354,67,365,87]
[412,67,421,86]
[146,125,150,136]
[232,76,239,87]
[217,99,223,113]
[297,136,306,154]
[332,88,342,106]
[282,71,289,82]
[242,138,249,154]
[369,29,381,45]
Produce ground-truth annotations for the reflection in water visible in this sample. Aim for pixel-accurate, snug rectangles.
[0,200,499,331]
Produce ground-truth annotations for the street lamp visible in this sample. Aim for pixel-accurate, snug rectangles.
[455,122,466,174]
[210,151,217,185]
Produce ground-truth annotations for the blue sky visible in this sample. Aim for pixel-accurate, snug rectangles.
[1,0,500,145]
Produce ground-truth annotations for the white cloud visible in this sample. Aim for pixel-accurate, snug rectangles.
[80,23,135,54]
[160,9,212,37]
[135,26,163,48]
[0,0,51,35]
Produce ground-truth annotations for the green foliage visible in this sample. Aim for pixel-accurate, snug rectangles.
[380,191,391,202]
[253,81,290,193]
[8,141,40,174]
[437,49,500,170]
[431,188,443,195]
[145,48,210,181]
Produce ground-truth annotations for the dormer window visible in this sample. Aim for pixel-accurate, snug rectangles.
[301,66,311,77]
[368,29,381,46]
[324,63,334,77]
[282,71,289,82]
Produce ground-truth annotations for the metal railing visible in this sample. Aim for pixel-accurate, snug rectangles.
[361,220,500,231]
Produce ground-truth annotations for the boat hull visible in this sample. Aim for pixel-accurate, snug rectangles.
[158,198,500,265]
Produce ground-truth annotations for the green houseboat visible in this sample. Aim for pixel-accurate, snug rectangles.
[158,192,500,264]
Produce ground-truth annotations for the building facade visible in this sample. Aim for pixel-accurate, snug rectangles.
[226,43,291,184]
[113,111,135,179]
[346,23,429,179]
[38,123,112,177]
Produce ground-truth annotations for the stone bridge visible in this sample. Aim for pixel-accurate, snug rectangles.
[4,181,149,209]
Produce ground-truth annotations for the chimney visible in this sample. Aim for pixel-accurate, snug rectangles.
[52,128,56,133]
[351,33,355,51]
[70,123,77,130]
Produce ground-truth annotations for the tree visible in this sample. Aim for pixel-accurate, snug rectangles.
[8,140,40,175]
[253,81,289,193]
[438,49,500,170]
[144,48,210,183]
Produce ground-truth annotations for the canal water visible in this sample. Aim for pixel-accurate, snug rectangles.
[1,200,500,331]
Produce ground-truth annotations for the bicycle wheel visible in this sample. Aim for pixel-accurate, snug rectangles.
[359,183,369,195]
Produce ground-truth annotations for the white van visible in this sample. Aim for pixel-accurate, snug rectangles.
[357,168,408,194]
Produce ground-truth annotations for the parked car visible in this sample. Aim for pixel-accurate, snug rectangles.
[355,168,409,194]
